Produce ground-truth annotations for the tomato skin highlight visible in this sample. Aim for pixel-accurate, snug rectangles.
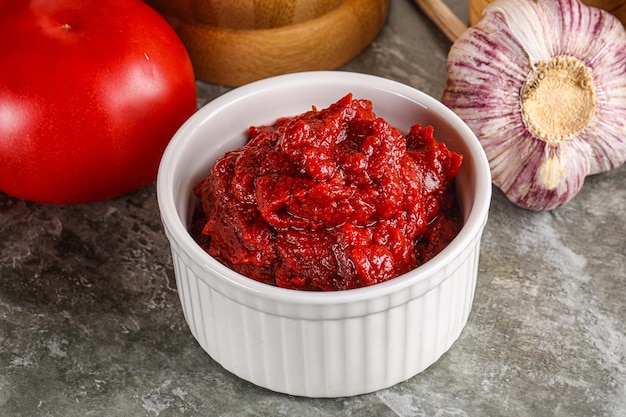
[0,0,197,204]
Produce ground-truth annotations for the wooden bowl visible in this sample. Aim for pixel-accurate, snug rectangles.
[145,0,391,86]
[469,0,626,26]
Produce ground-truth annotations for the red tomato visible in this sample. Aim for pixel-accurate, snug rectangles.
[0,0,197,204]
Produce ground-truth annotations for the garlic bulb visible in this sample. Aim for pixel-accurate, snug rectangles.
[442,0,626,210]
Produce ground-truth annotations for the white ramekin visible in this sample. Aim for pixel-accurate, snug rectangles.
[157,71,492,397]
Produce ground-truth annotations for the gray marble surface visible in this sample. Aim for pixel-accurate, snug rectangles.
[1,0,625,416]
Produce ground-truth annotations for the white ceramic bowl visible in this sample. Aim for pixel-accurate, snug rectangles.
[157,71,492,397]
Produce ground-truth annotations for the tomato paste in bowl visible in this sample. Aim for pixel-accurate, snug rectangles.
[190,94,463,291]
[157,71,491,397]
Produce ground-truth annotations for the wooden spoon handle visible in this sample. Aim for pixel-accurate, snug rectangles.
[413,0,467,42]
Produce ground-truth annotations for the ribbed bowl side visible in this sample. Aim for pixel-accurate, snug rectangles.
[166,225,483,398]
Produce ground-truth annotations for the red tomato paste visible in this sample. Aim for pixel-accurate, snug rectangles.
[191,94,463,291]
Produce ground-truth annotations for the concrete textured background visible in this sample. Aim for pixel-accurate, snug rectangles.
[1,0,625,416]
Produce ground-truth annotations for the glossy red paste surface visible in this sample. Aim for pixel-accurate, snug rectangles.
[191,95,463,291]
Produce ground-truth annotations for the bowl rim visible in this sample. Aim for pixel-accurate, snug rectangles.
[157,70,491,305]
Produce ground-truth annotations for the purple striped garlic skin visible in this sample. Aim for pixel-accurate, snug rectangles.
[442,0,626,211]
